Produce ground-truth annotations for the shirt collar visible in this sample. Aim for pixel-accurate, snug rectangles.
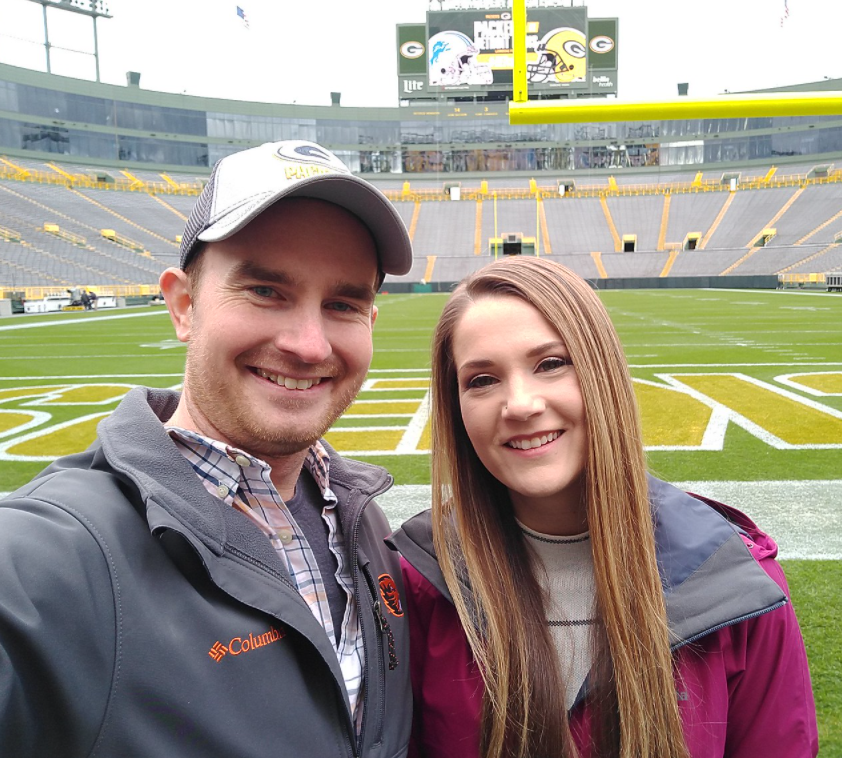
[165,426,337,504]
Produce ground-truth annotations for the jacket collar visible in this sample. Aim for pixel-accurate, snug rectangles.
[97,387,392,562]
[387,475,786,648]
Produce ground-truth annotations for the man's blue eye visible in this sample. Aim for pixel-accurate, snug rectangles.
[252,286,274,297]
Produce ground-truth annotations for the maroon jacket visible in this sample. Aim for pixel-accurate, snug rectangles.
[388,477,818,758]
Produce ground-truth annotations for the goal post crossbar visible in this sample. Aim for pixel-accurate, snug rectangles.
[509,0,842,124]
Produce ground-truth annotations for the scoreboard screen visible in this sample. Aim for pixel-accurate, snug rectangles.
[397,7,617,101]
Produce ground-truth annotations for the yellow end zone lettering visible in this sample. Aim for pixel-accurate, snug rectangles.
[1,374,840,461]
[673,373,842,447]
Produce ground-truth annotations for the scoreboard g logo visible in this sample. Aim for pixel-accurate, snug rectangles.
[400,41,425,59]
[589,35,615,53]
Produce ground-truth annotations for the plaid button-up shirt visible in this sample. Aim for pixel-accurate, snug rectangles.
[167,427,365,722]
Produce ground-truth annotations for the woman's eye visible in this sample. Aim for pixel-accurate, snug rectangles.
[466,375,496,389]
[538,356,571,372]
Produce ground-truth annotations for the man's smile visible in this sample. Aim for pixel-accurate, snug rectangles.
[252,367,325,390]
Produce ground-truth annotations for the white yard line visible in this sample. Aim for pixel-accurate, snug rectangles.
[700,288,842,298]
[0,310,169,331]
[628,362,842,368]
[396,391,431,453]
[373,481,842,560]
[0,374,185,380]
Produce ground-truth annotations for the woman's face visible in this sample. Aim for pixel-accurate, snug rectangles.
[452,295,588,535]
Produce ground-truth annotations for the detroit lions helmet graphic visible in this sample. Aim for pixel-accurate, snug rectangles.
[527,27,587,84]
[428,31,493,86]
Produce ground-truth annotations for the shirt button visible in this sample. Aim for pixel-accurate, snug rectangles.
[277,529,293,545]
[234,454,251,467]
[216,484,230,498]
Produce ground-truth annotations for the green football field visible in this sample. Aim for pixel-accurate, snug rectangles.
[0,287,840,749]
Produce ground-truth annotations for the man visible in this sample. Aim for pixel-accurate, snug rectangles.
[0,140,413,757]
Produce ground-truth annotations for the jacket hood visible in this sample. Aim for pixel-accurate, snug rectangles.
[387,475,786,649]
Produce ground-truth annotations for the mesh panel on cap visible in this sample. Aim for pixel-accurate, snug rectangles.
[179,164,219,268]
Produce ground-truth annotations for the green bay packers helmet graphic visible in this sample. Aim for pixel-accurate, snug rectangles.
[527,27,587,84]
[428,30,493,86]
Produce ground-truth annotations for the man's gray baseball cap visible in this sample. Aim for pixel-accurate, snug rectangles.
[179,140,412,276]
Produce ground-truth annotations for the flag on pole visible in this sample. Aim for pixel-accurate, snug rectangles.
[237,6,250,29]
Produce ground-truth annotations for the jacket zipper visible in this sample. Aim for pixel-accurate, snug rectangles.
[221,471,393,757]
[362,564,391,740]
[225,542,357,758]
[225,543,297,590]
[351,478,393,756]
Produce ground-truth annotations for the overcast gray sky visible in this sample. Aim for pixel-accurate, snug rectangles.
[0,0,838,107]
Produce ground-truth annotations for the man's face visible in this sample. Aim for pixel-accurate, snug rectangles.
[176,198,379,459]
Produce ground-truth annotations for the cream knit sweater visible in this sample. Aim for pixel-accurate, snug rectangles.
[520,524,597,710]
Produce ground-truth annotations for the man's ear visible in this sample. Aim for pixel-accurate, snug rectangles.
[370,304,378,329]
[159,268,193,343]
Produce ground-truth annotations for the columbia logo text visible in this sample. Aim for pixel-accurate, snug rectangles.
[209,626,285,662]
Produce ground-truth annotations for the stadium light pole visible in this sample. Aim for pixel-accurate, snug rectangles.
[508,0,842,123]
[25,0,113,83]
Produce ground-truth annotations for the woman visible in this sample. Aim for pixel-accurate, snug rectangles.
[388,258,817,758]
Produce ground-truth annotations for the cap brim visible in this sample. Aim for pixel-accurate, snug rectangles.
[196,173,412,276]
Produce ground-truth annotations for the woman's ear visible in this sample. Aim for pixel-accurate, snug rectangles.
[159,267,193,343]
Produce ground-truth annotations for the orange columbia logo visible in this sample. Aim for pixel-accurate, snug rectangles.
[208,626,285,662]
[378,573,404,617]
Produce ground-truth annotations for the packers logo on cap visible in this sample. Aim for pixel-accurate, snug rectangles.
[274,141,349,171]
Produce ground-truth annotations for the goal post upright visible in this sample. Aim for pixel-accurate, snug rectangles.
[512,0,528,104]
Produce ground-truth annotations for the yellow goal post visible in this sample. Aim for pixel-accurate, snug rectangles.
[508,0,842,125]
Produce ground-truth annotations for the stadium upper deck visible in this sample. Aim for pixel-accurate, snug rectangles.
[2,63,842,177]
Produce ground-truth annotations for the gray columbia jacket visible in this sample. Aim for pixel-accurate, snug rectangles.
[0,387,411,758]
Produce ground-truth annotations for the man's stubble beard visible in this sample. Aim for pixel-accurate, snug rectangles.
[182,342,363,458]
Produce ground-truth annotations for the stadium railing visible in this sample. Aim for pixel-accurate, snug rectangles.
[3,156,842,202]
[384,170,842,202]
[0,162,203,196]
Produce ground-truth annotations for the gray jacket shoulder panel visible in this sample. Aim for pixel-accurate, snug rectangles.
[387,510,453,603]
[647,478,786,647]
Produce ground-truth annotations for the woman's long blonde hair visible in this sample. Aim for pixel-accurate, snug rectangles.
[430,258,688,758]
